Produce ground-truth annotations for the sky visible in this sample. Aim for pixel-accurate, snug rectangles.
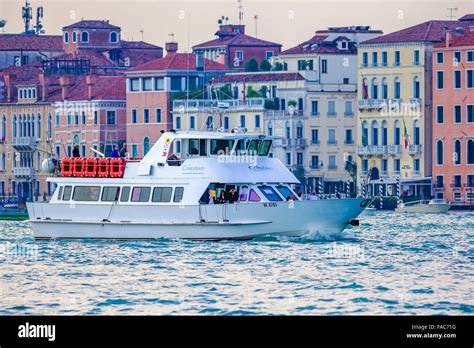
[1,0,474,50]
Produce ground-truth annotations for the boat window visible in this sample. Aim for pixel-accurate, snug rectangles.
[120,186,131,202]
[131,187,151,202]
[210,139,234,155]
[63,186,72,200]
[57,186,63,200]
[174,187,184,202]
[199,139,207,156]
[235,139,249,155]
[276,185,293,200]
[188,139,199,155]
[248,140,261,156]
[258,140,272,156]
[249,189,261,202]
[258,185,283,202]
[101,187,120,202]
[152,187,172,202]
[73,186,101,201]
[239,185,249,202]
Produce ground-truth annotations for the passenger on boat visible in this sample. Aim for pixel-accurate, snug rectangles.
[167,154,181,166]
[72,145,80,158]
[286,195,295,202]
[208,190,215,204]
[307,192,318,200]
[216,190,227,204]
[226,188,239,203]
[120,144,128,158]
[111,146,120,158]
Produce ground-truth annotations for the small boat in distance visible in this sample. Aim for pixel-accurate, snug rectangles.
[27,130,372,240]
[395,199,451,214]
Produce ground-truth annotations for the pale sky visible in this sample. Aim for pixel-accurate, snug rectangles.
[1,0,474,50]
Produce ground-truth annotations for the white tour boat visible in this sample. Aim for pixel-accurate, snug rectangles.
[27,131,372,240]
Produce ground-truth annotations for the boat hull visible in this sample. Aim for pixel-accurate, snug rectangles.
[27,198,371,240]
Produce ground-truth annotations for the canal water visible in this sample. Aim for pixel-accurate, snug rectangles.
[0,211,473,315]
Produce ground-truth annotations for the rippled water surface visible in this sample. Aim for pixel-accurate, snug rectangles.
[1,211,473,315]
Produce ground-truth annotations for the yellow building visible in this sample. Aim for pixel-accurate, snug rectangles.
[356,17,474,197]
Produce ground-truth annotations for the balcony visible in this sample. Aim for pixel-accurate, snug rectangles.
[328,164,338,171]
[294,138,307,147]
[409,98,422,109]
[451,183,463,189]
[408,144,422,156]
[311,140,320,145]
[434,183,444,189]
[309,162,321,170]
[464,183,474,188]
[327,111,337,117]
[327,140,337,145]
[367,145,378,155]
[357,146,368,156]
[357,99,387,111]
[344,139,355,145]
[375,145,388,156]
[380,170,388,177]
[388,145,401,156]
[389,99,402,110]
[264,109,305,119]
[281,138,307,148]
[13,167,34,177]
[12,136,36,151]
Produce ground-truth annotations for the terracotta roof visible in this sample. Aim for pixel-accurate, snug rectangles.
[120,41,162,50]
[129,53,228,71]
[63,75,125,101]
[436,30,474,48]
[63,20,121,30]
[193,33,281,49]
[213,72,305,83]
[0,34,63,51]
[362,18,474,44]
[278,34,357,55]
[316,26,383,34]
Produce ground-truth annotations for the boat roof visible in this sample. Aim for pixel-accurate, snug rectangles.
[165,131,278,140]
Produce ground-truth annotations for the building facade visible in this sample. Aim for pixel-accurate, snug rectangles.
[432,27,474,205]
[193,22,281,70]
[356,15,474,198]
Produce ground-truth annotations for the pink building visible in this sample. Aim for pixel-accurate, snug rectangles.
[125,43,228,158]
[53,75,127,158]
[432,26,474,205]
[193,23,281,70]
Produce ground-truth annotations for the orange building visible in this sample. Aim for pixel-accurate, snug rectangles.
[432,27,474,206]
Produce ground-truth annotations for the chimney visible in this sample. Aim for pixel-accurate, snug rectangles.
[38,73,48,101]
[59,76,70,100]
[86,75,96,100]
[445,30,452,48]
[4,74,16,102]
[196,53,204,71]
[165,42,178,56]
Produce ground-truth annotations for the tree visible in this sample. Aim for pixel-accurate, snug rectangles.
[245,58,259,72]
[259,85,269,98]
[272,62,284,71]
[287,100,297,108]
[260,59,272,71]
[246,85,261,98]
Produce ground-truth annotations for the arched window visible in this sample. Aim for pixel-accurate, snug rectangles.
[72,31,77,43]
[267,121,273,136]
[12,115,17,138]
[371,78,378,99]
[143,137,150,156]
[81,31,89,43]
[413,76,420,98]
[31,115,35,138]
[285,121,291,139]
[223,116,229,130]
[393,120,401,146]
[413,120,420,145]
[48,114,52,139]
[73,134,80,145]
[381,78,388,99]
[371,120,378,146]
[436,140,444,165]
[296,121,303,139]
[454,139,461,165]
[381,120,388,146]
[64,32,69,43]
[27,115,31,137]
[37,114,41,140]
[1,115,6,142]
[467,139,474,165]
[394,77,401,99]
[361,121,369,146]
[110,31,118,43]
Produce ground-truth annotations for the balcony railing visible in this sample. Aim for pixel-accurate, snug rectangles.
[344,139,355,145]
[409,98,422,109]
[173,98,266,111]
[463,183,474,188]
[408,144,422,156]
[12,136,36,151]
[451,183,463,189]
[375,145,388,156]
[327,140,337,145]
[281,138,307,147]
[294,138,307,147]
[264,109,305,119]
[357,146,368,156]
[13,167,34,177]
[328,164,338,170]
[357,99,387,111]
[388,145,401,156]
[309,163,321,170]
[311,140,320,145]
